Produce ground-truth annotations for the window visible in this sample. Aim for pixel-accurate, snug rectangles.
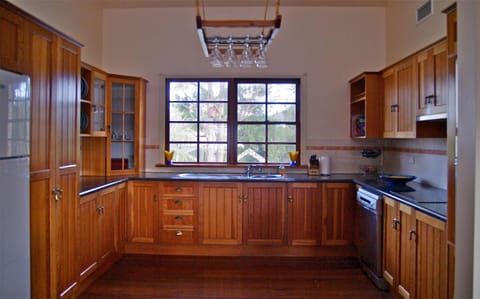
[166,78,300,165]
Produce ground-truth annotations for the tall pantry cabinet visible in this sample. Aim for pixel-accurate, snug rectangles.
[1,1,82,298]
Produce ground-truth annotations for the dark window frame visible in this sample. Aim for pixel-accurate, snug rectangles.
[165,78,301,166]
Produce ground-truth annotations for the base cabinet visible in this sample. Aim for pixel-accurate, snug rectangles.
[383,196,447,299]
[321,183,355,245]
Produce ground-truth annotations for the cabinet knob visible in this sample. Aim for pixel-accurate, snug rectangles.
[287,195,293,203]
[175,215,183,220]
[175,199,183,205]
[175,231,183,236]
[96,206,104,215]
[52,188,63,202]
[153,194,158,201]
[175,187,183,192]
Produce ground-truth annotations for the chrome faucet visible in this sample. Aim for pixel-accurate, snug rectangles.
[246,164,262,177]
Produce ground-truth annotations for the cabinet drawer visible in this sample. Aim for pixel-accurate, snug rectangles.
[162,198,194,210]
[162,214,194,226]
[160,228,195,244]
[159,183,197,197]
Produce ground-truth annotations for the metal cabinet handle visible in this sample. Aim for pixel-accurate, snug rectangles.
[175,199,183,205]
[153,194,158,201]
[409,229,417,240]
[175,215,183,220]
[390,104,399,112]
[392,218,400,230]
[287,195,293,203]
[52,188,63,202]
[175,187,183,192]
[175,231,183,236]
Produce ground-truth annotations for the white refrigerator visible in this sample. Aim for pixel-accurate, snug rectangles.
[0,69,31,298]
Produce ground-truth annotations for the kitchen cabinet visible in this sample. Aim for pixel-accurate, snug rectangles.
[287,182,321,245]
[19,9,82,297]
[127,180,159,243]
[383,58,417,138]
[80,63,108,137]
[0,4,25,73]
[321,183,355,245]
[383,196,447,299]
[78,183,124,281]
[199,182,243,245]
[349,72,383,138]
[416,41,448,117]
[242,182,286,245]
[106,75,146,175]
[158,181,198,244]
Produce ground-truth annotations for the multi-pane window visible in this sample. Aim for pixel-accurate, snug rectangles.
[166,78,299,165]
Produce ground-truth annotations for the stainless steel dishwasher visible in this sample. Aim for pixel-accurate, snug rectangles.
[355,187,389,290]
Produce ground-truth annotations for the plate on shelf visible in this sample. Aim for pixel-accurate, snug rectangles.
[80,111,89,131]
[81,77,88,99]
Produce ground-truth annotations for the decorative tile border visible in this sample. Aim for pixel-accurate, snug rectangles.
[306,145,446,156]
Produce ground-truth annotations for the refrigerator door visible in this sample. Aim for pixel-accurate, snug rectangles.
[0,69,30,159]
[0,157,30,298]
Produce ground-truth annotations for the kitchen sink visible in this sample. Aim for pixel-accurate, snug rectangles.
[174,173,286,180]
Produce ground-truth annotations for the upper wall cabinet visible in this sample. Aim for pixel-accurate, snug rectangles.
[349,72,383,138]
[0,5,25,73]
[415,40,448,119]
[106,75,147,175]
[81,63,108,137]
[382,57,417,138]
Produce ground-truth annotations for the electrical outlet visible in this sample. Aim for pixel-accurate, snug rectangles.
[408,156,415,164]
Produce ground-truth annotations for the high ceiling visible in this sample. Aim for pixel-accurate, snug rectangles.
[101,0,387,9]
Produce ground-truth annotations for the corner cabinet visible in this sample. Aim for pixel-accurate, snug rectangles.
[349,72,383,138]
[106,75,146,175]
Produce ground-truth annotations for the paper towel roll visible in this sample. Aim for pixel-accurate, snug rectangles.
[320,156,331,176]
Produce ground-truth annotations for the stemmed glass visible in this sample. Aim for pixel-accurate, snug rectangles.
[255,36,268,68]
[209,38,223,68]
[239,35,254,68]
[223,36,238,68]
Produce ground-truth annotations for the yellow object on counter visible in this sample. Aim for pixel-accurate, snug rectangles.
[164,150,174,165]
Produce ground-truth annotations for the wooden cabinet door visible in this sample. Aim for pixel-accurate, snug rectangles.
[382,67,397,138]
[395,58,416,138]
[0,5,25,73]
[98,189,116,261]
[243,183,286,245]
[53,38,81,298]
[415,212,447,299]
[397,204,416,299]
[287,183,321,246]
[78,193,98,280]
[128,181,159,243]
[27,22,56,299]
[416,42,448,116]
[321,183,354,245]
[383,197,399,287]
[116,183,128,251]
[200,182,243,245]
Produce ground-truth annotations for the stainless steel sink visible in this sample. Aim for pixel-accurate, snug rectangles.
[174,173,285,180]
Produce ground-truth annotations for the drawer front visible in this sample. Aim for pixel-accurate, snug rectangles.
[163,198,194,210]
[163,214,194,226]
[160,228,195,244]
[159,183,196,197]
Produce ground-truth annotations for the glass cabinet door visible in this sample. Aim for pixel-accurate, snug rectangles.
[110,80,136,171]
[91,72,107,135]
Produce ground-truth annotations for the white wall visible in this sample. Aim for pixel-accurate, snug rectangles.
[9,0,104,66]
[385,0,454,65]
[101,6,386,171]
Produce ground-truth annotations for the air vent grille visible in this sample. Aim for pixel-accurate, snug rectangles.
[417,0,433,24]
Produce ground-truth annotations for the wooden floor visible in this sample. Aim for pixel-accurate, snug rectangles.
[78,255,391,299]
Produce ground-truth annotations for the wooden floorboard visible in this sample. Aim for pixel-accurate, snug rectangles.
[78,255,391,299]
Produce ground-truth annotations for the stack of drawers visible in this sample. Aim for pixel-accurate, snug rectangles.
[158,182,198,244]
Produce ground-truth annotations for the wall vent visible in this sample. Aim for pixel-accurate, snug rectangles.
[417,0,433,24]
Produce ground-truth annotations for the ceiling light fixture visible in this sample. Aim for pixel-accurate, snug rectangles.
[195,0,281,68]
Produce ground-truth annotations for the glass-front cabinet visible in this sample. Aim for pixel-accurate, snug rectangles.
[80,64,107,137]
[107,76,146,175]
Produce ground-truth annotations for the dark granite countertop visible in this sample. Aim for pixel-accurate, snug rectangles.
[80,172,447,221]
